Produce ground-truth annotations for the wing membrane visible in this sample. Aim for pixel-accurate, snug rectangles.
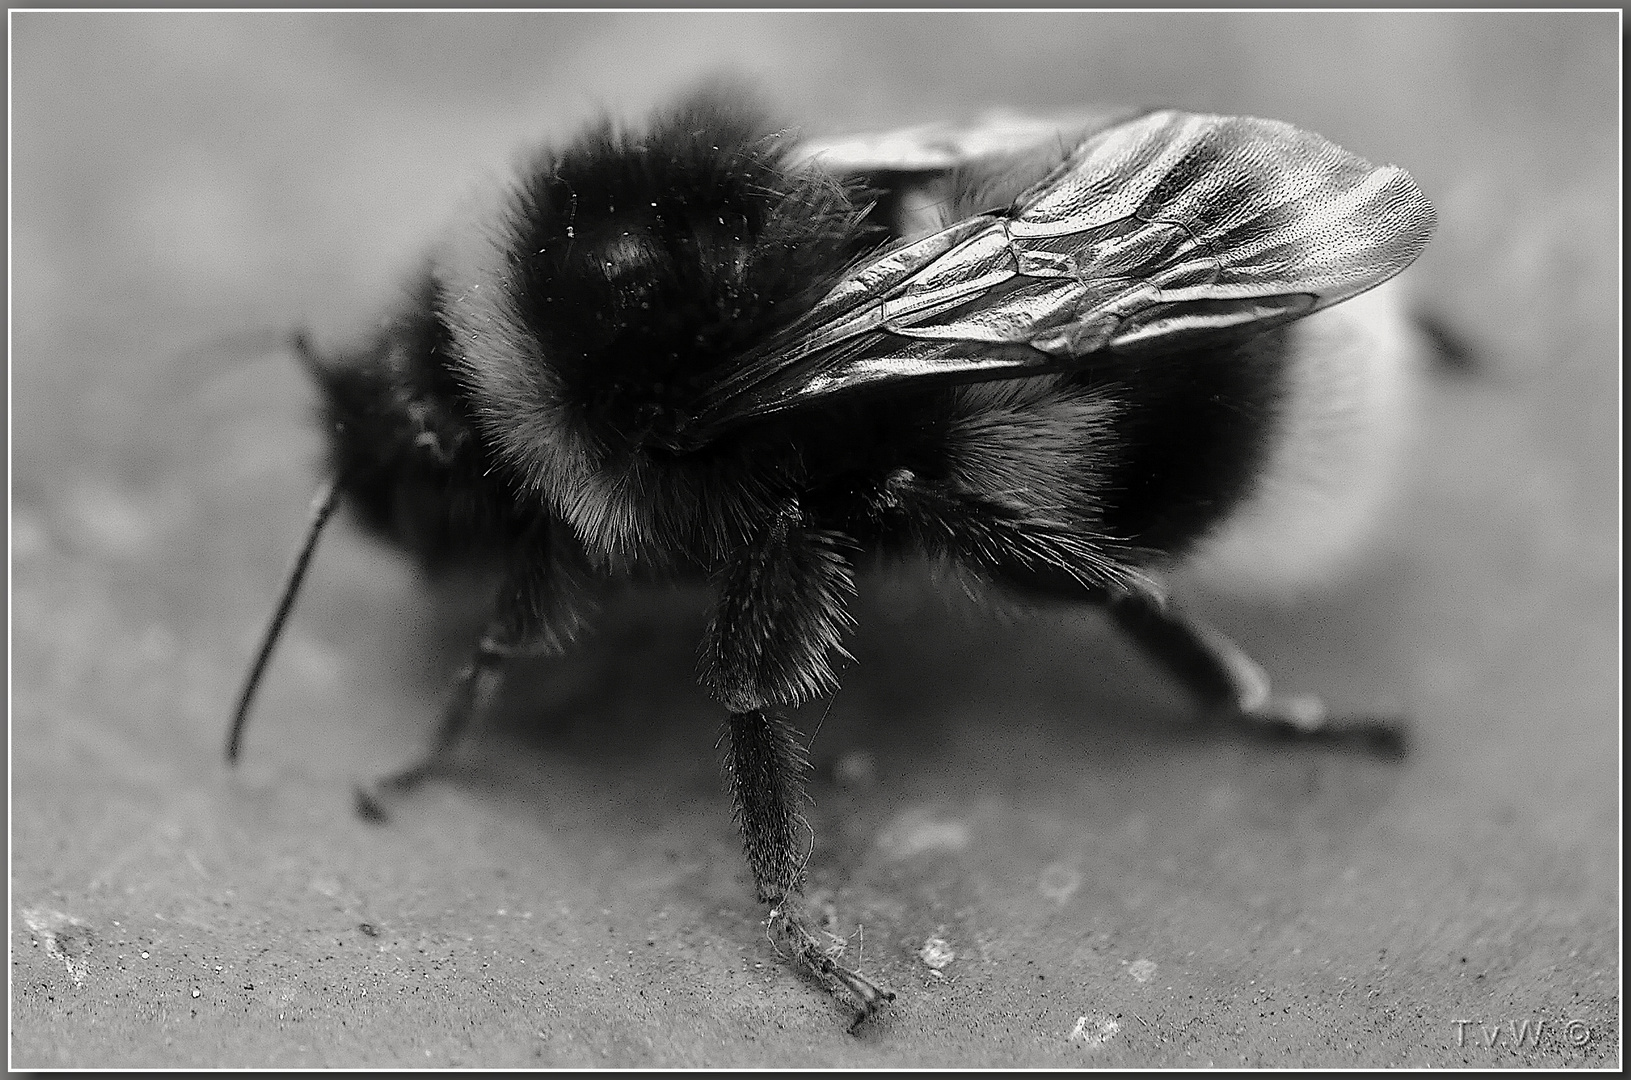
[686,110,1433,442]
[790,107,1134,177]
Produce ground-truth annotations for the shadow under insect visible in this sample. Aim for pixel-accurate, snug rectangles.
[371,566,1409,839]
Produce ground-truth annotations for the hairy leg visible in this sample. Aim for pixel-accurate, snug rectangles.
[704,503,894,1027]
[724,707,894,1029]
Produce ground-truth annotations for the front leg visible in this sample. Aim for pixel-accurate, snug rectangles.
[700,501,894,1029]
[356,527,599,821]
[352,623,523,822]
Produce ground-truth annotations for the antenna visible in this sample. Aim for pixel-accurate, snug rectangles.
[226,477,342,763]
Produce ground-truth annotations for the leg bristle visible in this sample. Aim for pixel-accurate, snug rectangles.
[770,900,895,1031]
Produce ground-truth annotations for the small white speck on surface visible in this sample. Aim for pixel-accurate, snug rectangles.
[874,808,969,860]
[140,951,150,959]
[1126,958,1158,983]
[190,987,201,998]
[1038,860,1082,905]
[918,936,955,970]
[1069,1012,1121,1047]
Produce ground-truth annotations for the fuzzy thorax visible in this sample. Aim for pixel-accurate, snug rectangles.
[437,97,870,566]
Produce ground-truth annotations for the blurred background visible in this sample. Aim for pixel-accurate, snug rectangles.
[10,11,1619,1067]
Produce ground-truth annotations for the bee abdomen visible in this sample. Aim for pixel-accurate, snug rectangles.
[1181,279,1422,592]
[1090,328,1296,559]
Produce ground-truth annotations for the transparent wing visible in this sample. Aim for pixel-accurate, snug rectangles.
[790,107,1138,242]
[686,109,1434,442]
[790,107,1135,175]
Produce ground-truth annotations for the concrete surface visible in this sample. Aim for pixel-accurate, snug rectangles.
[9,11,1620,1068]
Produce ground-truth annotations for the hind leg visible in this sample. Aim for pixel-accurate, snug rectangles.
[992,561,1406,755]
[1103,582,1407,755]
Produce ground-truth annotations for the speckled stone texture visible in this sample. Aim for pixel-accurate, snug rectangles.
[10,11,1619,1068]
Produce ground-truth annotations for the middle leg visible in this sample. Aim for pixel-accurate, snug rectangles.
[702,501,894,1027]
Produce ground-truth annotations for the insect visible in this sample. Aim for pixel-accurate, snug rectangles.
[226,90,1433,1030]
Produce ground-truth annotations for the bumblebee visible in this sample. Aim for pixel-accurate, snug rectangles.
[229,91,1433,1027]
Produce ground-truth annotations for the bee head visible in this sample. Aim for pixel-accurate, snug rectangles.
[442,92,870,560]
